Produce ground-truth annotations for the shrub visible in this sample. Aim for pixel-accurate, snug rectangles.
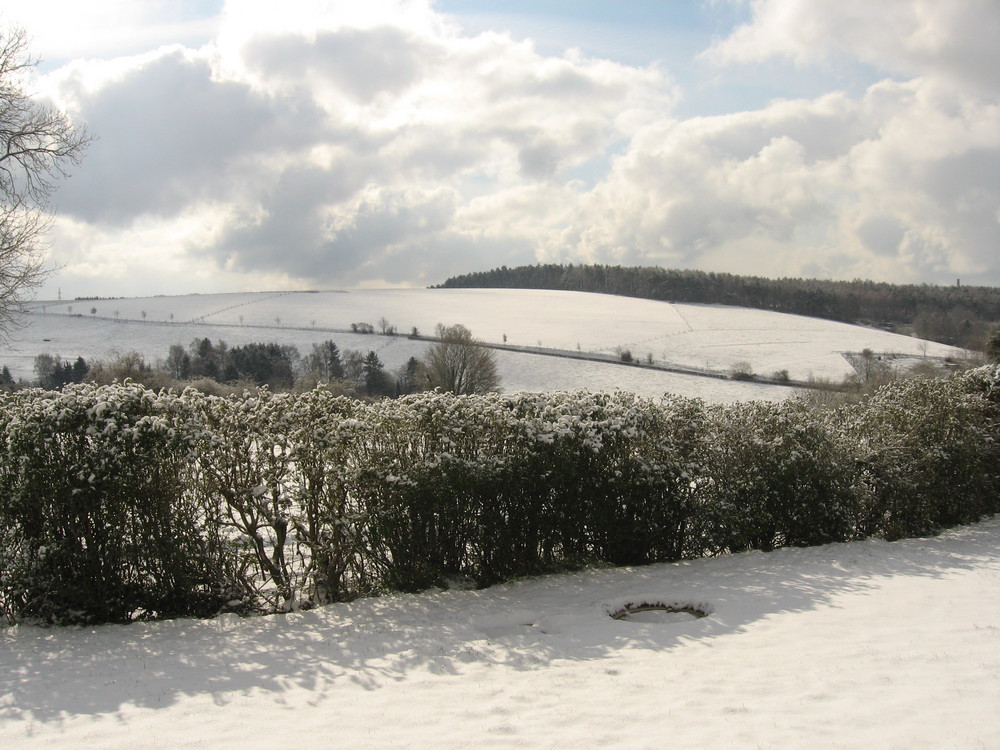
[0,383,237,624]
[840,376,998,539]
[700,400,857,554]
[3,372,997,626]
[180,387,304,613]
[508,391,708,567]
[729,362,755,380]
[348,391,525,589]
[285,386,371,604]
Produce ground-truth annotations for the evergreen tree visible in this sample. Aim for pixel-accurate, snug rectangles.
[362,351,391,396]
[223,342,297,389]
[987,328,1000,363]
[395,356,423,395]
[31,354,83,390]
[166,344,191,380]
[189,338,226,379]
[308,340,344,380]
[71,356,88,383]
[53,360,73,388]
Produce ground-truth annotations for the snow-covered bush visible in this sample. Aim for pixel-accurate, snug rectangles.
[173,385,375,612]
[507,391,709,567]
[840,376,998,539]
[699,399,858,554]
[347,391,527,590]
[284,386,371,604]
[960,365,1000,484]
[0,383,237,625]
[346,390,710,587]
[961,364,1000,420]
[180,387,306,613]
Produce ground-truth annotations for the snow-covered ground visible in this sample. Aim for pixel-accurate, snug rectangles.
[2,289,969,402]
[2,516,998,749]
[3,289,993,747]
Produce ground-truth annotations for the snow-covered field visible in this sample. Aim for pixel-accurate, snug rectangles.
[2,516,998,749]
[3,289,968,402]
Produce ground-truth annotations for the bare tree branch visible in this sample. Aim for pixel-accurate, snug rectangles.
[423,324,501,395]
[0,26,90,339]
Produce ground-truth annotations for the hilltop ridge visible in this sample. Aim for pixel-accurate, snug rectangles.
[437,264,1000,349]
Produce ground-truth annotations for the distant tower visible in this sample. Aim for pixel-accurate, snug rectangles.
[58,287,62,301]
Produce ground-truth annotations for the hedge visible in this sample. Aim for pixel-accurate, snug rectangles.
[1,367,998,625]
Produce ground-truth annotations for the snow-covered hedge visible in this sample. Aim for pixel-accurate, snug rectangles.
[2,370,998,625]
[701,399,859,554]
[846,370,1000,539]
[0,383,245,625]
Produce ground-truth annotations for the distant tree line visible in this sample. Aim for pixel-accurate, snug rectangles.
[436,264,1000,349]
[31,354,90,390]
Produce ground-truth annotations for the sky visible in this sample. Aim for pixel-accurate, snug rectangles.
[4,0,999,298]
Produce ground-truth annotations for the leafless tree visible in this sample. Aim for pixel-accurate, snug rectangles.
[422,323,500,395]
[0,27,90,338]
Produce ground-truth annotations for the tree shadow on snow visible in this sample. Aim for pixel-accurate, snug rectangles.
[2,517,997,723]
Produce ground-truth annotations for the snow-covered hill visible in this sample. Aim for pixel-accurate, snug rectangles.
[2,288,968,402]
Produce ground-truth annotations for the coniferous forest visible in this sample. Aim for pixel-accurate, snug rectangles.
[437,264,1000,349]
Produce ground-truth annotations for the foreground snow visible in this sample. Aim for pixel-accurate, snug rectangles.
[3,517,998,749]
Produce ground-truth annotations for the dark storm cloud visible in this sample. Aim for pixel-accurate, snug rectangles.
[56,50,329,224]
[205,164,365,274]
[855,216,905,257]
[209,180,457,283]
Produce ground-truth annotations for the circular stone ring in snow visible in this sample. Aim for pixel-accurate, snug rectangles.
[604,598,712,623]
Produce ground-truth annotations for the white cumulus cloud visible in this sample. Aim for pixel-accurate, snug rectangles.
[6,0,998,295]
